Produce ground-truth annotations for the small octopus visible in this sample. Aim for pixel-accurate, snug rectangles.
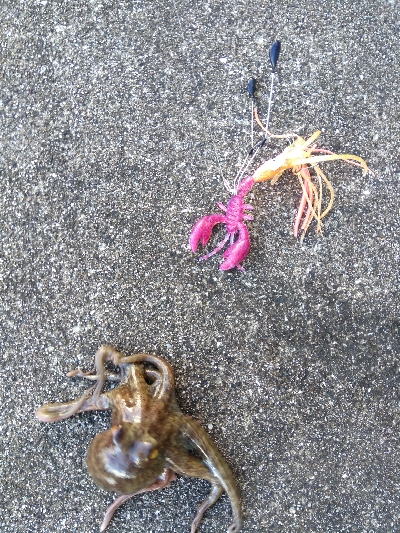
[36,346,242,533]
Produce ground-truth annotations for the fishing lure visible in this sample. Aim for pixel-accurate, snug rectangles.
[190,42,369,271]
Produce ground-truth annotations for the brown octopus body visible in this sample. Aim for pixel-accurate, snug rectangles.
[36,346,242,533]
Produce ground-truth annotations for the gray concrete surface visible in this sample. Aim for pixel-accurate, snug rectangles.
[1,1,399,532]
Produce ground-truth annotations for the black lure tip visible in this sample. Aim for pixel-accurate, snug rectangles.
[259,137,267,149]
[269,41,281,72]
[248,77,256,98]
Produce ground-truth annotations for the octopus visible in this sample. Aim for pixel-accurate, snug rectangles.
[36,345,242,533]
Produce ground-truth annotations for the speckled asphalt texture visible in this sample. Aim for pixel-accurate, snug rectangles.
[1,1,399,532]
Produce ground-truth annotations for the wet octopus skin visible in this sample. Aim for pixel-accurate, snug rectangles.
[36,345,242,533]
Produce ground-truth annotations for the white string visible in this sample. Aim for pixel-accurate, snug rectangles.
[233,143,264,191]
[251,99,254,148]
[263,72,275,135]
[171,0,279,196]
[233,71,276,187]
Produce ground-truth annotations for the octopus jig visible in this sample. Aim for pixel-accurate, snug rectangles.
[190,41,369,271]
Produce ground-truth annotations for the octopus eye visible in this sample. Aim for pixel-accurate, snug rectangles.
[150,448,159,459]
[129,438,158,466]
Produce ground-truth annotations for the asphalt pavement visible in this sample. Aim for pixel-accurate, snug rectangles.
[1,1,399,532]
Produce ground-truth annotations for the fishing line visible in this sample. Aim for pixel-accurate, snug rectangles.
[233,40,281,190]
[264,40,281,135]
[248,77,256,148]
[171,0,281,195]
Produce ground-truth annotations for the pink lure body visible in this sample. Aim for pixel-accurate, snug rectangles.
[189,176,255,271]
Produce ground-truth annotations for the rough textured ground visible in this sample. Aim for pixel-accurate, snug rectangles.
[1,1,399,532]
